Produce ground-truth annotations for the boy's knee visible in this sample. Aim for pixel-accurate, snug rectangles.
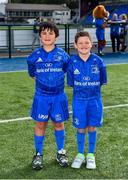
[54,122,64,130]
[36,122,47,130]
[88,126,96,132]
[77,128,86,133]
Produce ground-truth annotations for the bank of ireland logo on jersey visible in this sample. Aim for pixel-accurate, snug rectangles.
[83,76,90,81]
[74,68,80,75]
[45,63,53,67]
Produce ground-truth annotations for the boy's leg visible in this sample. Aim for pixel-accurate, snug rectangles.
[86,127,97,169]
[32,121,48,170]
[71,129,86,168]
[71,99,88,168]
[88,127,97,154]
[51,93,69,167]
[77,130,86,154]
[86,98,103,169]
[53,122,68,167]
[34,121,48,155]
[30,94,50,170]
[54,122,65,151]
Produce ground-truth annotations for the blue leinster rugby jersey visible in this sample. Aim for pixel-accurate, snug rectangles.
[27,47,69,95]
[67,53,107,99]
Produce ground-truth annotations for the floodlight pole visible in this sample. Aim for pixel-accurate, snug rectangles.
[8,25,12,59]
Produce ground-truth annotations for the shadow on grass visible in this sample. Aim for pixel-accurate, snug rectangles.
[0,159,101,179]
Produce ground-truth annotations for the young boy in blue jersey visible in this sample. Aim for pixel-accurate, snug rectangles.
[67,31,107,169]
[27,22,69,170]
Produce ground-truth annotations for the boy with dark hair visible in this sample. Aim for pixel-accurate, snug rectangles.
[27,22,69,170]
[67,31,107,169]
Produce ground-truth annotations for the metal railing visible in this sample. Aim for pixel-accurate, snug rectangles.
[0,24,76,58]
[0,23,127,58]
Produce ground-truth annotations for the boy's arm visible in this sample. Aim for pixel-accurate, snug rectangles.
[100,64,107,86]
[27,56,36,78]
[67,61,74,87]
[63,53,70,73]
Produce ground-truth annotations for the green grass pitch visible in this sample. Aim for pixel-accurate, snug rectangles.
[0,64,128,179]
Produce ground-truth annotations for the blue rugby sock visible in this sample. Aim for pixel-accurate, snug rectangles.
[77,131,86,154]
[88,131,97,154]
[34,135,44,155]
[54,129,65,151]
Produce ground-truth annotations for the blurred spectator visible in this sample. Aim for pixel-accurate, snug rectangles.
[32,17,40,50]
[109,13,120,52]
[119,14,128,52]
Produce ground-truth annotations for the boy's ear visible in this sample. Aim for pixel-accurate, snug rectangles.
[74,42,77,49]
[55,37,58,41]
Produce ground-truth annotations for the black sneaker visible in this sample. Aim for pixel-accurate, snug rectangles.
[56,149,69,167]
[32,154,43,170]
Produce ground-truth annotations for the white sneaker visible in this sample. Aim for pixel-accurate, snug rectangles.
[86,153,96,169]
[71,153,85,169]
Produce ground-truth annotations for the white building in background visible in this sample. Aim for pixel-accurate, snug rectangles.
[53,10,70,24]
[0,3,6,15]
[0,3,6,22]
[5,3,71,24]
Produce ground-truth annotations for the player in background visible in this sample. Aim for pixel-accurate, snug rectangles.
[67,31,107,169]
[27,22,69,170]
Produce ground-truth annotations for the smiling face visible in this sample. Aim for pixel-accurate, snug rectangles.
[40,29,57,47]
[74,34,92,57]
[39,22,59,51]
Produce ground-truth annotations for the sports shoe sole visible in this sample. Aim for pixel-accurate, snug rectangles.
[56,158,69,167]
[32,165,43,170]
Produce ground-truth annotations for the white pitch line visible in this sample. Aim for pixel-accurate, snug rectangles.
[0,117,32,123]
[0,70,27,73]
[104,104,128,109]
[107,63,128,66]
[0,103,128,124]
